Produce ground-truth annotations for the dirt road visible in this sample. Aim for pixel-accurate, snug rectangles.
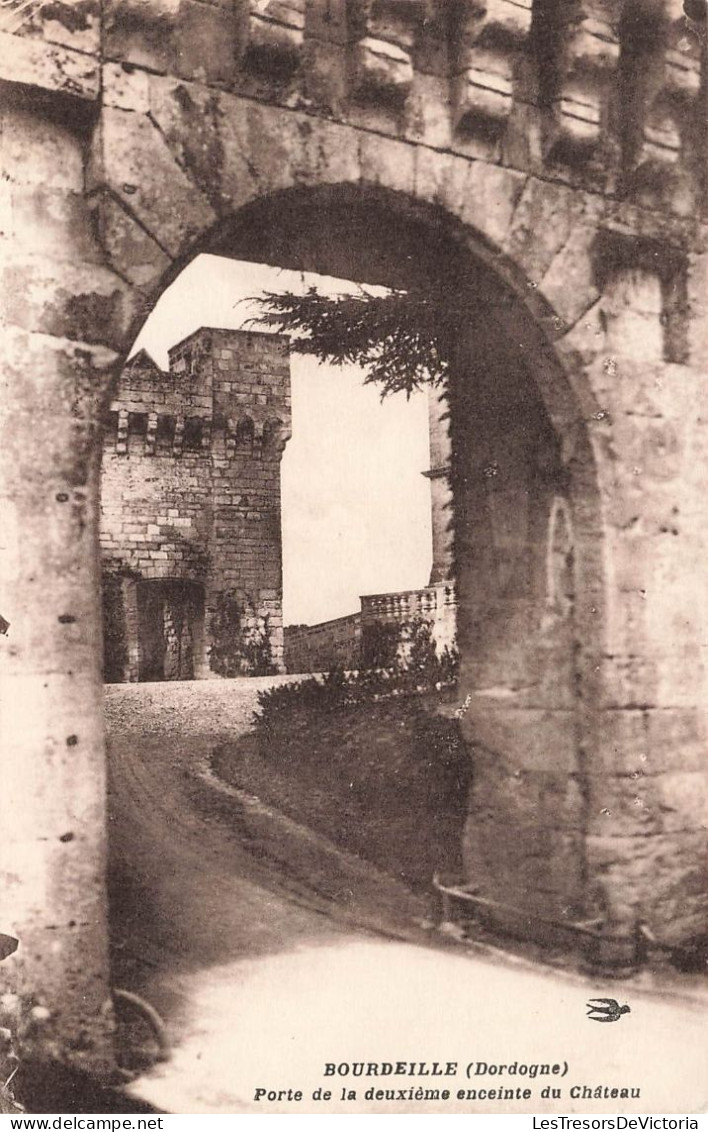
[105,680,707,1115]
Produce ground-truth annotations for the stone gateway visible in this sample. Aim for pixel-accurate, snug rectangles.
[0,0,707,1077]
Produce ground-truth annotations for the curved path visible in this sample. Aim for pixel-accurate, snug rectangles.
[105,680,707,1115]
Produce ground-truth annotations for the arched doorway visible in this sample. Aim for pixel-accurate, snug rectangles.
[120,183,604,927]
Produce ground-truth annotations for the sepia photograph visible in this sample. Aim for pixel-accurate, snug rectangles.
[0,0,707,1117]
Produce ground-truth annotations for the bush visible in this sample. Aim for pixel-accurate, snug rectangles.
[241,657,471,889]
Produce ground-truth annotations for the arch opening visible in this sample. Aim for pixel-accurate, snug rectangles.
[110,182,605,927]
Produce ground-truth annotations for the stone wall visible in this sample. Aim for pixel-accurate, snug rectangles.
[2,0,708,1076]
[285,583,457,675]
[100,327,291,679]
[284,613,362,674]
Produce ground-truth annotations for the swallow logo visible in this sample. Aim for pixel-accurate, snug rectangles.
[0,935,18,962]
[586,998,631,1022]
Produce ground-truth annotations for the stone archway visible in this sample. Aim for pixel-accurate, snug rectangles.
[3,0,708,1077]
[138,183,605,934]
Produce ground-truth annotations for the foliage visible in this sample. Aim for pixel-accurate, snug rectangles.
[238,664,470,890]
[255,621,457,734]
[361,619,401,670]
[361,616,458,687]
[250,286,452,398]
[208,592,276,677]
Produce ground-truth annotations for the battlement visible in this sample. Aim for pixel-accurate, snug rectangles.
[107,328,292,457]
[5,0,705,218]
[100,326,292,682]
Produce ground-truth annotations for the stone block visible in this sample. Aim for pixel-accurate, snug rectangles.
[464,702,578,773]
[466,746,585,831]
[102,61,151,114]
[586,772,663,838]
[414,150,525,251]
[351,36,414,104]
[0,256,131,352]
[405,72,452,149]
[14,0,101,56]
[503,177,601,283]
[539,224,600,327]
[9,186,103,271]
[585,830,708,942]
[90,191,171,291]
[0,30,99,102]
[305,0,348,45]
[239,0,306,76]
[89,108,216,259]
[452,53,514,141]
[652,771,708,833]
[644,707,707,774]
[104,0,237,87]
[360,131,416,195]
[462,813,585,914]
[0,104,84,191]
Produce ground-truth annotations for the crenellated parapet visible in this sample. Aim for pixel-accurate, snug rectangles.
[538,1,620,167]
[238,0,306,76]
[630,1,703,204]
[450,0,532,141]
[3,0,707,219]
[105,330,292,460]
[348,0,428,105]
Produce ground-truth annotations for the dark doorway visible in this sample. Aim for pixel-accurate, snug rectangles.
[136,580,205,682]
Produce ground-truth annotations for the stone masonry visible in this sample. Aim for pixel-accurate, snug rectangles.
[100,327,291,681]
[1,0,708,1077]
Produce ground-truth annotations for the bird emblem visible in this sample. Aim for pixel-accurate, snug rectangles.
[586,998,631,1022]
[0,935,18,962]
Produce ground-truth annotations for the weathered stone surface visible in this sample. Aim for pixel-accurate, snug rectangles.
[586,830,708,941]
[1,319,114,1072]
[0,326,119,488]
[7,186,103,265]
[503,178,603,282]
[594,707,707,777]
[0,104,85,191]
[0,31,99,101]
[1,257,131,351]
[101,330,291,678]
[103,0,237,87]
[89,191,172,292]
[13,0,101,56]
[415,150,527,250]
[359,131,416,195]
[465,703,578,772]
[463,812,586,916]
[88,107,217,259]
[539,224,601,326]
[465,747,585,831]
[405,72,453,149]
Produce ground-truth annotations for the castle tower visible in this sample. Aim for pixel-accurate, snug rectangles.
[100,328,291,681]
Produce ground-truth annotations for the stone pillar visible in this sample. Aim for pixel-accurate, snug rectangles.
[0,82,130,1075]
[579,259,708,946]
[424,384,455,585]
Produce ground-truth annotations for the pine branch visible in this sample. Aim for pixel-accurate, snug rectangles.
[248,287,451,397]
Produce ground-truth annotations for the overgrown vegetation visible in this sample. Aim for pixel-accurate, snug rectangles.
[257,619,457,729]
[215,627,468,889]
[217,683,471,889]
[208,592,276,677]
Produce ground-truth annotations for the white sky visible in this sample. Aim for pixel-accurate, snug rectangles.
[131,255,432,626]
